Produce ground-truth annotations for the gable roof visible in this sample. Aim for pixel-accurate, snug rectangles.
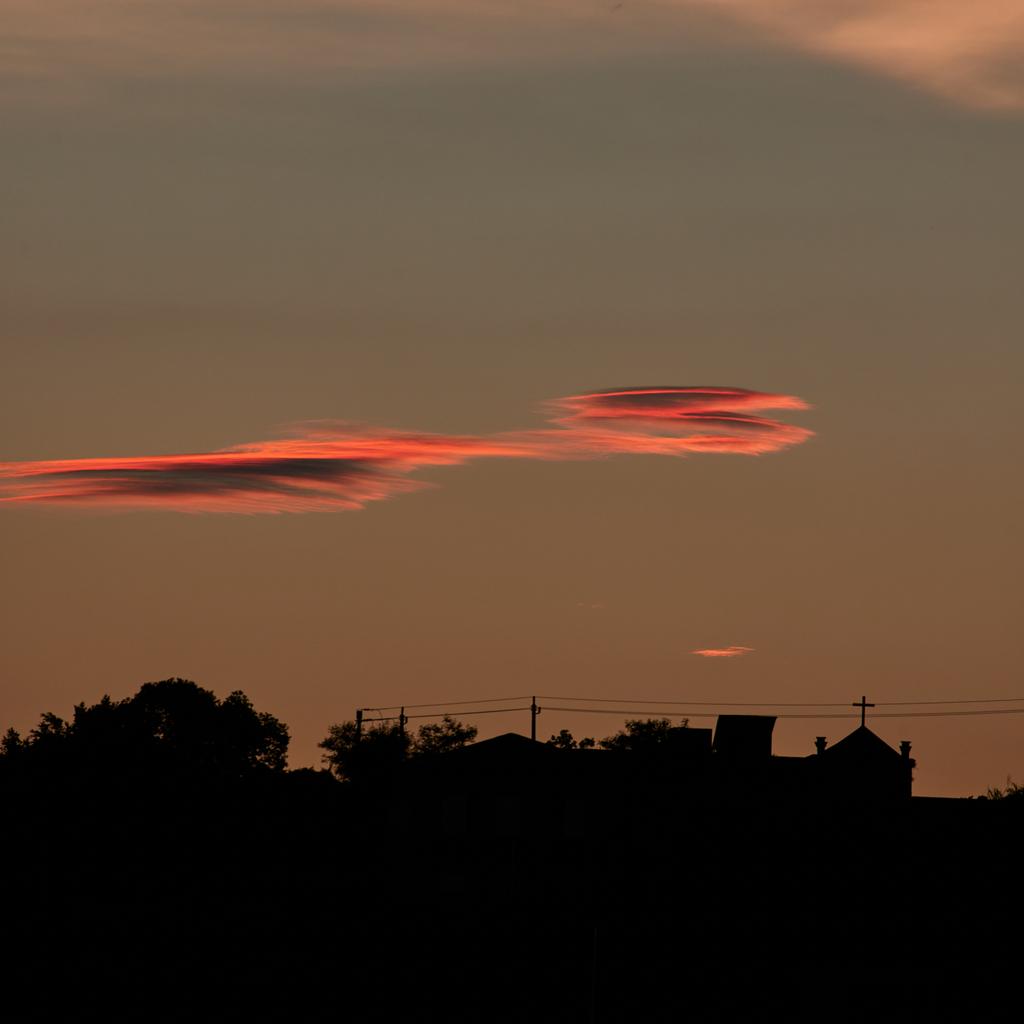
[819,725,902,762]
[445,732,557,761]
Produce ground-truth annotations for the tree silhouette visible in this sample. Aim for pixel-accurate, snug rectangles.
[0,678,289,783]
[0,726,21,758]
[598,717,687,753]
[546,719,686,752]
[320,720,409,782]
[319,714,477,781]
[546,728,596,750]
[412,715,478,756]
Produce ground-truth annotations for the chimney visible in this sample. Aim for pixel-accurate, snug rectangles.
[814,737,827,755]
[899,740,915,800]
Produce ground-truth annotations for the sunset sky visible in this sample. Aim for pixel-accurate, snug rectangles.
[3,2,1022,795]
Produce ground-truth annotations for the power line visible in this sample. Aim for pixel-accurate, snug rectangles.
[872,708,1024,718]
[352,693,1024,727]
[538,695,851,708]
[360,706,531,723]
[876,697,1024,707]
[541,705,1024,720]
[355,703,1024,725]
[537,694,1024,709]
[360,695,532,712]
[540,706,703,718]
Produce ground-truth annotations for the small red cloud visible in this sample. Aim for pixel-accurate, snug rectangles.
[0,387,811,514]
[692,646,754,658]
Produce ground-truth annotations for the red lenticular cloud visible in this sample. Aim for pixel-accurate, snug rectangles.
[692,646,755,658]
[0,387,812,514]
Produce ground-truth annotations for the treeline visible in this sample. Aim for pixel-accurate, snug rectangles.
[1,678,288,784]
[0,676,705,789]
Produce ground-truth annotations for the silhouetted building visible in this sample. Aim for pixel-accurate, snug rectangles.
[713,715,775,761]
[813,724,915,802]
[381,715,916,843]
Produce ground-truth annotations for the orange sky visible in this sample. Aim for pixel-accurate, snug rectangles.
[2,2,1022,795]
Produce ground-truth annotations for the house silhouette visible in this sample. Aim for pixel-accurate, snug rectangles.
[384,715,915,840]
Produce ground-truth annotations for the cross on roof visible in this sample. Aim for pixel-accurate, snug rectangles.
[852,695,875,728]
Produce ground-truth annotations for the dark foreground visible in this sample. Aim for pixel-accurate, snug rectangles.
[3,773,1020,1021]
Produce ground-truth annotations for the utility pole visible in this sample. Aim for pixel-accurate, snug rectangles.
[399,707,408,737]
[355,708,363,744]
[530,696,540,741]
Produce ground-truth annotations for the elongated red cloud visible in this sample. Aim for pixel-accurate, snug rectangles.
[692,646,754,658]
[0,387,811,514]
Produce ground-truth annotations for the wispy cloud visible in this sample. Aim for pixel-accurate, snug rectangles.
[0,1,693,95]
[692,645,754,658]
[0,387,811,514]
[697,0,1024,111]
[4,2,1022,110]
